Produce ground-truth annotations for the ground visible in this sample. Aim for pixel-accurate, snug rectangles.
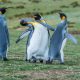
[0,0,80,80]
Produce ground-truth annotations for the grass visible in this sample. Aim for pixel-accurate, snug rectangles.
[0,0,80,80]
[0,28,79,80]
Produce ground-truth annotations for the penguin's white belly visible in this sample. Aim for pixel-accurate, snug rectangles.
[60,38,67,53]
[27,24,49,60]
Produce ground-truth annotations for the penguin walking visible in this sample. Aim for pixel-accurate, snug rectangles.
[0,8,10,61]
[48,13,77,64]
[16,18,50,62]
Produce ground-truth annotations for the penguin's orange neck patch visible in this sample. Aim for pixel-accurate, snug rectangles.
[30,22,39,26]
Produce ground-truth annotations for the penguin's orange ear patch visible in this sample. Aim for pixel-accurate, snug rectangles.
[62,16,65,20]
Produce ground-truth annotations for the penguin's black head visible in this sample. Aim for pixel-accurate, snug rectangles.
[0,8,7,14]
[33,13,41,20]
[20,18,32,26]
[20,19,28,26]
[59,12,67,20]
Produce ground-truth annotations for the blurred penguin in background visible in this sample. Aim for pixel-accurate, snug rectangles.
[0,8,10,61]
[47,12,77,64]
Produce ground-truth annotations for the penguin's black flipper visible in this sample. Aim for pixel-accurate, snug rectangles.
[16,38,20,43]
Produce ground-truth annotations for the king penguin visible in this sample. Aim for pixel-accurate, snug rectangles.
[48,12,77,64]
[32,13,55,63]
[16,18,50,63]
[0,8,10,61]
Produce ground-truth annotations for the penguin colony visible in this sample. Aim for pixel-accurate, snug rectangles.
[0,8,77,64]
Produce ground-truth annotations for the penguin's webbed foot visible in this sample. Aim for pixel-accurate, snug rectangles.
[60,62,64,65]
[46,60,52,64]
[32,59,36,63]
[31,56,36,63]
[3,57,9,61]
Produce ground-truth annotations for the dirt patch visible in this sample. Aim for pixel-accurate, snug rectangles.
[16,5,25,9]
[14,26,27,31]
[70,1,80,8]
[69,30,80,35]
[14,12,32,19]
[68,22,76,28]
[13,9,62,19]
[28,0,41,3]
[7,5,25,9]
[16,27,26,31]
[60,5,69,8]
[14,70,80,80]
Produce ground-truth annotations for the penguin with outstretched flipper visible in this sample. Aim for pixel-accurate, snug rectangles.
[32,13,55,63]
[16,18,50,63]
[48,13,77,64]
